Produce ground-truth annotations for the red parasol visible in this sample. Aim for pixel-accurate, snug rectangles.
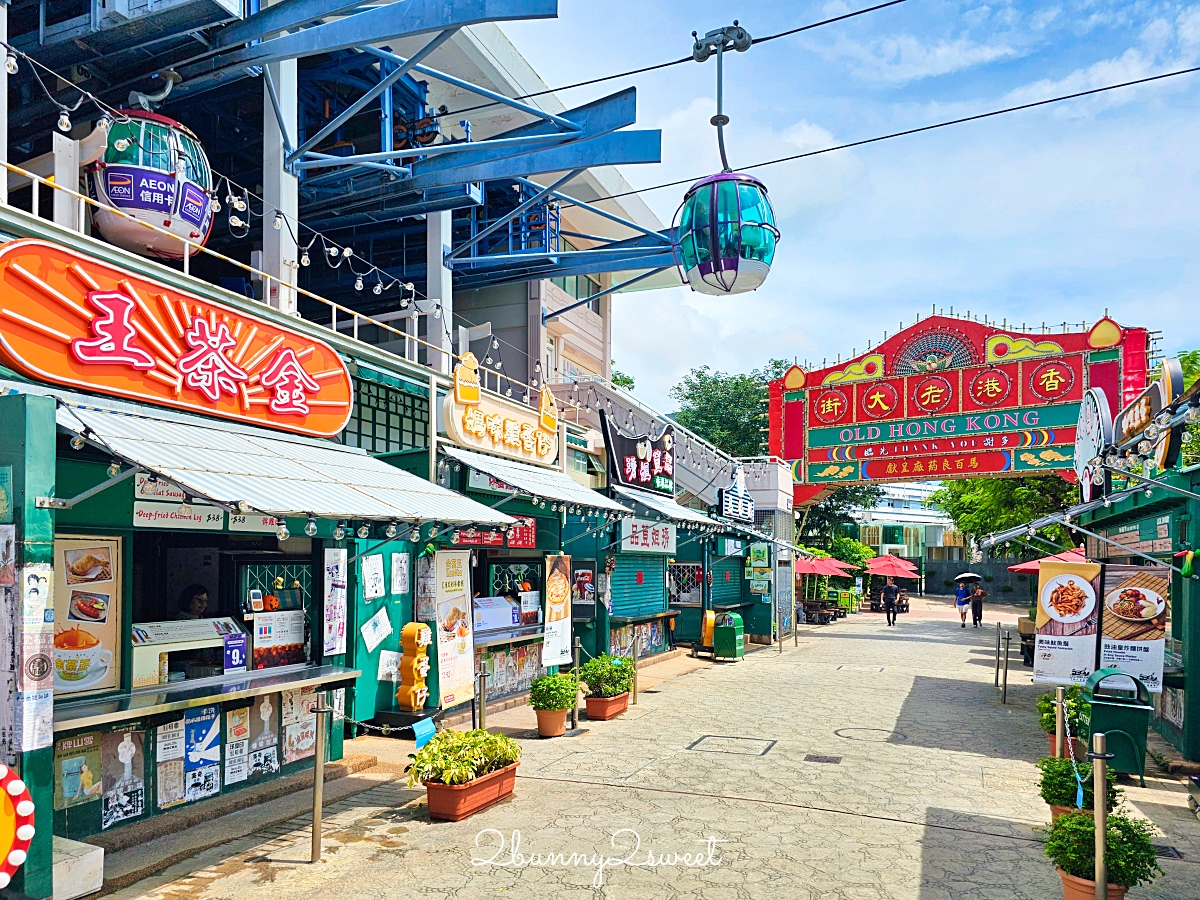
[1006,547,1085,574]
[793,558,826,575]
[865,555,918,579]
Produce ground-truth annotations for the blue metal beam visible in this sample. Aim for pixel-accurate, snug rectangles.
[542,268,671,322]
[515,177,673,244]
[175,0,557,96]
[400,130,662,193]
[453,248,678,288]
[216,0,366,46]
[447,170,581,261]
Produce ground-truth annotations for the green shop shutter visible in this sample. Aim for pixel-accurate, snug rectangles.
[610,556,666,618]
[710,556,742,604]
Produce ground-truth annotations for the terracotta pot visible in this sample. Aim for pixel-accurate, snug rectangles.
[424,762,518,822]
[1057,868,1126,900]
[535,708,569,737]
[1048,803,1092,823]
[585,692,629,721]
[1046,733,1087,760]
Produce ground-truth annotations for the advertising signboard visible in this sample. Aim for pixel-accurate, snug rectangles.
[1033,560,1102,686]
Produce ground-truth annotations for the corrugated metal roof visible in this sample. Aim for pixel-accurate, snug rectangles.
[56,403,514,525]
[441,445,630,513]
[612,485,717,526]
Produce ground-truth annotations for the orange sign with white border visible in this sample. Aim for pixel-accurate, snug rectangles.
[0,240,352,437]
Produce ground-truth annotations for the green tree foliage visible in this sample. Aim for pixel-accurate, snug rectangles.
[610,361,635,390]
[927,475,1077,547]
[797,484,884,544]
[1177,350,1200,467]
[668,359,790,457]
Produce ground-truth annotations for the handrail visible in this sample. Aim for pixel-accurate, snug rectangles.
[2,158,541,402]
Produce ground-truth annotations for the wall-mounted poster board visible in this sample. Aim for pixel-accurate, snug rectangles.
[54,536,122,696]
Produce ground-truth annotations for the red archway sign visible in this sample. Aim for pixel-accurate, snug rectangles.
[0,763,36,889]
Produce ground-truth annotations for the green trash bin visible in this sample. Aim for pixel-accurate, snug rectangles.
[1079,668,1153,779]
[713,612,744,660]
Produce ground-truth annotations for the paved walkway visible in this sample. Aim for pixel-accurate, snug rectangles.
[108,601,1199,899]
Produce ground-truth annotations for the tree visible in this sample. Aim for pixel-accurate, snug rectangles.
[927,475,1077,549]
[668,359,789,457]
[796,484,883,545]
[1176,350,1200,467]
[610,361,635,391]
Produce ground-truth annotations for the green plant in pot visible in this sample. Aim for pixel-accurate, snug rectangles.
[1036,756,1121,820]
[406,729,522,821]
[1037,685,1084,757]
[579,653,635,721]
[1041,810,1162,900]
[529,673,579,738]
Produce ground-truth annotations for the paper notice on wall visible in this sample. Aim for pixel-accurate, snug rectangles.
[360,605,392,654]
[323,548,348,656]
[156,718,185,762]
[377,649,401,682]
[362,554,385,600]
[391,552,410,596]
[14,688,52,752]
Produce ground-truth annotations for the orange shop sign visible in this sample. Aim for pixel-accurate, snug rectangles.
[442,353,559,465]
[0,240,352,437]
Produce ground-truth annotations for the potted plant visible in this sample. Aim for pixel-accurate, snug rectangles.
[529,673,578,737]
[1036,756,1121,821]
[406,728,522,821]
[579,654,635,720]
[1042,810,1162,899]
[1037,685,1084,758]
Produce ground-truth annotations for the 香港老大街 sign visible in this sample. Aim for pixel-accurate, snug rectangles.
[0,240,352,437]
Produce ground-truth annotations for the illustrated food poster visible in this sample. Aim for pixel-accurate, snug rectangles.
[1034,559,1102,685]
[54,536,122,695]
[1099,565,1170,692]
[541,554,573,666]
[434,550,474,708]
[225,706,251,785]
[54,731,103,810]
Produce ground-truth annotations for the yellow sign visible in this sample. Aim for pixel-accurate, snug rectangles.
[395,622,432,712]
[443,360,559,465]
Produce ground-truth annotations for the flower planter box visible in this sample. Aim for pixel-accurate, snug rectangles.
[424,763,518,822]
[1058,868,1126,900]
[535,708,569,737]
[585,692,629,721]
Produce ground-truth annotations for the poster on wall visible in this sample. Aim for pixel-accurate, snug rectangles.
[225,707,250,786]
[248,693,280,779]
[252,609,306,669]
[53,536,122,695]
[54,731,103,810]
[541,555,573,666]
[0,524,14,584]
[282,687,319,763]
[1099,565,1170,693]
[101,728,145,829]
[323,548,348,656]
[434,550,474,708]
[391,552,410,596]
[155,717,186,809]
[1033,560,1102,685]
[184,705,221,802]
[362,554,385,601]
[415,555,436,621]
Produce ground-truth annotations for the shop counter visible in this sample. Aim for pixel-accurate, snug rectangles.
[54,663,360,732]
[473,625,544,650]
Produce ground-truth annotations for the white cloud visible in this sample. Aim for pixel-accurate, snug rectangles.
[813,34,1019,83]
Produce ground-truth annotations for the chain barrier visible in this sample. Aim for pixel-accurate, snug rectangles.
[1059,695,1087,809]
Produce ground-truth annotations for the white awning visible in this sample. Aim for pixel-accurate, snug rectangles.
[612,485,716,526]
[55,401,514,525]
[441,445,630,514]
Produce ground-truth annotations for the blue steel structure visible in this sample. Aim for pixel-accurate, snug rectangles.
[8,0,678,311]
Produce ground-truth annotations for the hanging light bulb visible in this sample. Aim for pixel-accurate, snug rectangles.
[342,246,353,258]
[301,251,310,267]
[1104,453,1118,468]
[329,245,340,257]
[484,356,492,365]
[69,435,85,450]
[179,499,192,517]
[433,309,441,320]
[385,521,398,539]
[273,211,283,230]
[114,138,130,152]
[1091,471,1104,486]
[235,196,247,212]
[229,215,244,228]
[492,339,499,349]
[211,198,221,213]
[357,522,370,539]
[505,389,512,397]
[305,516,318,537]
[373,282,383,296]
[1137,439,1153,455]
[1145,488,1153,498]
[107,462,121,477]
[333,520,346,541]
[5,54,18,76]
[1155,412,1172,428]
[411,308,419,320]
[277,523,290,541]
[1144,425,1160,441]
[1189,405,1200,423]
[1183,431,1194,444]
[1103,498,1112,508]
[57,110,72,133]
[354,276,364,291]
[400,297,410,308]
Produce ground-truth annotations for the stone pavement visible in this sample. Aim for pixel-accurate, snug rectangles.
[107,602,1200,899]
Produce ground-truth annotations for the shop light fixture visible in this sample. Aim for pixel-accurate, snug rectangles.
[69,435,85,450]
[237,500,251,513]
[385,521,398,539]
[58,111,71,132]
[277,523,290,541]
[179,498,191,516]
[333,520,347,541]
[107,462,121,477]
[1137,439,1153,455]
[301,251,310,267]
[4,54,17,75]
[272,212,283,230]
[357,523,370,539]
[1189,405,1200,423]
[1145,488,1154,498]
[305,516,318,537]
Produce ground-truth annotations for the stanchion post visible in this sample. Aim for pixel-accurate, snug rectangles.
[777,598,783,654]
[1091,732,1110,900]
[311,693,333,864]
[794,602,799,647]
[1001,631,1011,705]
[631,633,639,706]
[994,623,1002,687]
[571,637,581,730]
[1055,686,1066,758]
[478,661,488,732]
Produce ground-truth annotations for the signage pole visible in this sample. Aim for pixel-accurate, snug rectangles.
[1001,631,1011,704]
[571,637,581,730]
[1091,732,1111,900]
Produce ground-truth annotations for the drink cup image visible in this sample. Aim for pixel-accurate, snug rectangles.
[54,627,111,682]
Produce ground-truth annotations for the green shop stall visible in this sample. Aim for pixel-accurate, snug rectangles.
[435,445,630,708]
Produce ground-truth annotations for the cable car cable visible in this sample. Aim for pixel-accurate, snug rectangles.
[568,63,1200,205]
[436,0,909,120]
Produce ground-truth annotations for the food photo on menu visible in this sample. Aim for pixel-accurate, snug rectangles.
[545,555,571,623]
[64,546,113,585]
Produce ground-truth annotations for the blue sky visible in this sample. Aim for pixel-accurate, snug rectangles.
[505,1,1200,410]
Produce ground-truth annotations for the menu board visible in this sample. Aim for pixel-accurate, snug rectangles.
[53,536,122,695]
[252,609,306,669]
[434,550,474,708]
[1100,565,1170,693]
[1033,559,1102,685]
[541,555,572,666]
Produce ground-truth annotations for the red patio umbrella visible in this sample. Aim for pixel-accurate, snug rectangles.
[865,555,919,579]
[1006,547,1086,574]
[793,558,826,575]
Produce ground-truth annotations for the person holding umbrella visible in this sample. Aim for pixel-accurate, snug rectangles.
[952,573,982,627]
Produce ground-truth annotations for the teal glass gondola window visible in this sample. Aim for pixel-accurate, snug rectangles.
[738,182,776,265]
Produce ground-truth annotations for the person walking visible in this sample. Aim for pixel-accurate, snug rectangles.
[954,580,971,628]
[970,583,989,627]
[881,577,900,627]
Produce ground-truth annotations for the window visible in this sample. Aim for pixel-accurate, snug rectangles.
[571,449,589,474]
[176,131,210,187]
[141,122,172,172]
[544,335,558,380]
[342,380,429,454]
[106,120,140,166]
